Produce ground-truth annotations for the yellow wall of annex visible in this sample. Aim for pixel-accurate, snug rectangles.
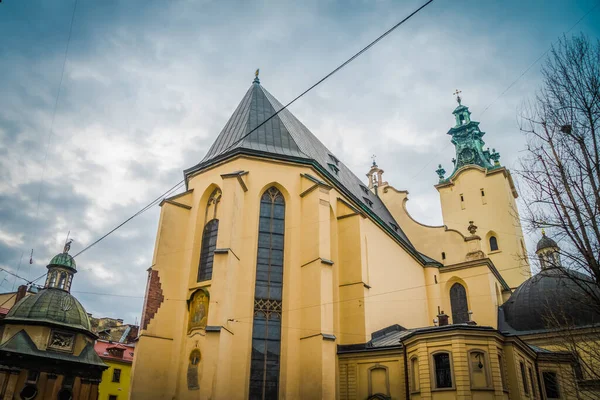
[99,360,132,400]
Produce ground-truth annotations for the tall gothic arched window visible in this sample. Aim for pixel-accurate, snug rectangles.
[249,187,285,400]
[197,189,221,282]
[450,283,469,324]
[197,219,219,282]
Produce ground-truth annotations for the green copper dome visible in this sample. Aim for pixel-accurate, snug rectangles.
[5,288,91,332]
[48,252,76,270]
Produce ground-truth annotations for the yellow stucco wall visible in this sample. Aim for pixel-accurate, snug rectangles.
[98,359,132,400]
[381,166,530,291]
[435,167,530,289]
[130,156,433,400]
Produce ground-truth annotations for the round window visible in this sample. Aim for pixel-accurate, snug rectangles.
[20,384,38,400]
[58,388,73,400]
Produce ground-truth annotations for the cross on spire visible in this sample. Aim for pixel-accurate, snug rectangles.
[253,68,260,84]
[371,154,377,167]
[453,89,462,105]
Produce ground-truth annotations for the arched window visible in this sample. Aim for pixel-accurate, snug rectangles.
[249,187,285,400]
[197,219,219,282]
[450,283,469,323]
[489,236,499,251]
[432,352,453,389]
[410,357,420,393]
[58,272,67,290]
[48,271,57,288]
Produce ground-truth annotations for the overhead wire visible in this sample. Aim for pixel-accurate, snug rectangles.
[407,0,600,181]
[29,0,79,274]
[227,0,435,150]
[54,0,435,262]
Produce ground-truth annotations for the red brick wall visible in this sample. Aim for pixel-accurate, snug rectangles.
[141,268,164,330]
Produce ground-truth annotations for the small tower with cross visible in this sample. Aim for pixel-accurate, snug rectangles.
[366,155,388,192]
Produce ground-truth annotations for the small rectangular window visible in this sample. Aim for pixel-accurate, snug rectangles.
[109,396,118,400]
[112,368,121,383]
[528,367,537,398]
[520,362,529,395]
[543,371,560,399]
[433,353,453,388]
[410,357,420,392]
[460,194,465,210]
[481,188,487,204]
[26,370,39,383]
[498,355,507,390]
[441,252,446,260]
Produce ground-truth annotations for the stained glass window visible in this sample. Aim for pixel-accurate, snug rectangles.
[249,187,285,400]
[433,353,453,388]
[450,283,469,323]
[197,219,219,282]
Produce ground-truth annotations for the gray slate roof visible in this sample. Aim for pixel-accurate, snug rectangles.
[0,329,106,368]
[185,79,426,260]
[498,267,600,334]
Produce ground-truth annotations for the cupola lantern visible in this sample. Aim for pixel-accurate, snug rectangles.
[44,239,77,292]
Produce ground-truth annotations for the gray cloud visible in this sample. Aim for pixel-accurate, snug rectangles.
[0,0,598,322]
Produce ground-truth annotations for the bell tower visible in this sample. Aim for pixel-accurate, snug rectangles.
[435,92,530,289]
[443,90,500,178]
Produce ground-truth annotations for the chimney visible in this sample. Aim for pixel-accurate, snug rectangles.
[437,311,449,326]
[15,285,28,303]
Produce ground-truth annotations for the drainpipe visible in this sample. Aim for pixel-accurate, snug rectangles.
[403,344,410,400]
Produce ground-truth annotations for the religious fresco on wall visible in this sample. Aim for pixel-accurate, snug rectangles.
[187,349,201,390]
[188,289,209,332]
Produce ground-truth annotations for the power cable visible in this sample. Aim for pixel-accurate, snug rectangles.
[228,0,435,150]
[480,0,600,116]
[58,0,435,262]
[407,0,600,182]
[73,179,185,258]
[30,0,79,272]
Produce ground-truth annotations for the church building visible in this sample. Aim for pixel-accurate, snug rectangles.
[0,242,107,399]
[130,76,595,399]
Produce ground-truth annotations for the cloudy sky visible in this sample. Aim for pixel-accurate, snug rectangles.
[1,0,599,323]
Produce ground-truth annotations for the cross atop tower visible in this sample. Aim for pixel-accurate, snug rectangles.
[253,68,260,84]
[371,154,377,167]
[453,89,462,105]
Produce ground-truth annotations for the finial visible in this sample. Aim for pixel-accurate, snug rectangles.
[435,164,446,182]
[253,68,260,84]
[541,228,546,236]
[453,89,462,105]
[63,239,73,254]
[371,154,377,167]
